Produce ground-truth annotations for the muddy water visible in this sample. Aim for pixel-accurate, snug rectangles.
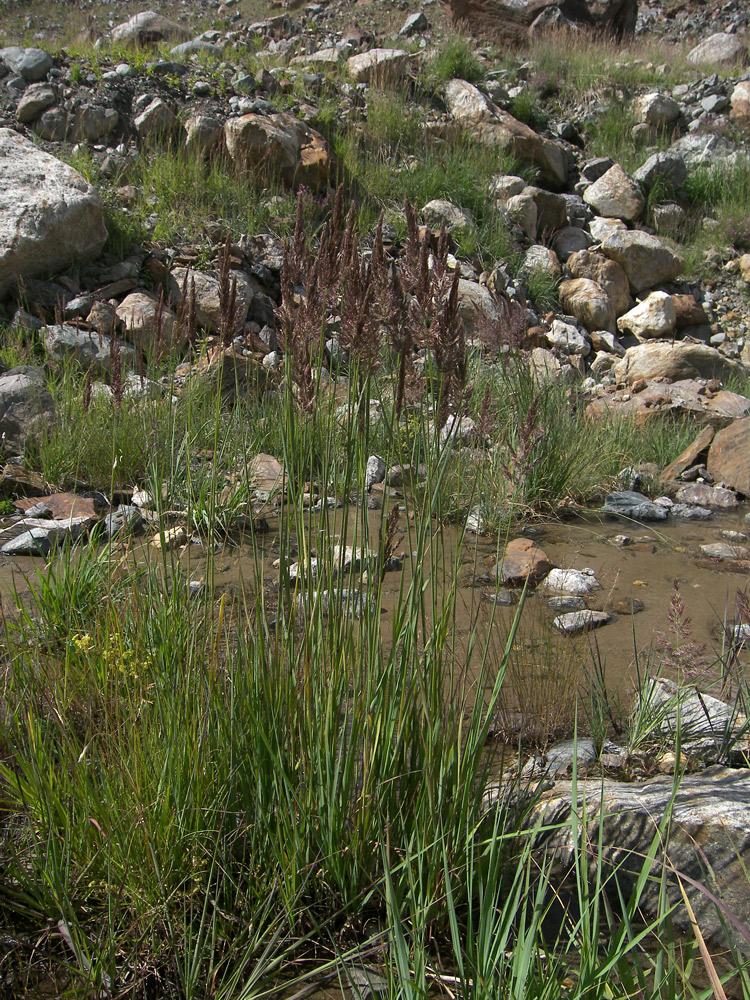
[1,504,748,724]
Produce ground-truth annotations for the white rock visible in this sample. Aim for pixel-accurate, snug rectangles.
[617,291,677,340]
[544,567,601,595]
[0,129,107,297]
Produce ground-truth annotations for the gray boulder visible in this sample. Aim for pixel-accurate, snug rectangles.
[111,11,191,46]
[687,32,748,67]
[669,132,739,169]
[0,366,55,453]
[0,129,107,298]
[497,766,750,952]
[16,83,56,123]
[0,46,52,81]
[633,151,687,191]
[601,490,669,521]
[43,325,136,374]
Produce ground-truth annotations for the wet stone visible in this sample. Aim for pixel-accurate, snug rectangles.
[671,503,713,520]
[675,483,739,509]
[486,589,518,605]
[547,596,587,612]
[553,610,611,635]
[700,542,750,561]
[102,505,143,539]
[601,490,669,522]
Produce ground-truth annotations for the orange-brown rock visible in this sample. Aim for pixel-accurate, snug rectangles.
[490,537,554,586]
[707,416,750,497]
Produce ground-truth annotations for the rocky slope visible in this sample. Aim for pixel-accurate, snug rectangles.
[0,2,749,509]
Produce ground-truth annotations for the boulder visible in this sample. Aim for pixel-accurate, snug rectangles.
[444,79,568,189]
[31,107,69,142]
[559,277,614,333]
[116,291,178,354]
[422,199,474,232]
[0,129,107,298]
[111,11,191,46]
[676,483,739,509]
[587,380,750,426]
[553,610,610,634]
[445,0,637,45]
[0,516,93,556]
[70,105,119,142]
[43,324,136,374]
[0,46,52,81]
[582,163,644,222]
[490,537,554,586]
[170,39,224,59]
[525,186,567,234]
[544,567,600,595]
[601,490,668,521]
[290,47,342,69]
[184,114,224,156]
[669,132,739,170]
[616,291,676,341]
[632,151,687,192]
[167,266,255,333]
[347,48,411,85]
[520,244,562,279]
[494,766,750,952]
[687,32,748,67]
[599,230,684,294]
[614,342,745,384]
[0,366,55,453]
[730,81,750,119]
[589,216,626,242]
[633,92,680,127]
[224,112,329,189]
[707,417,750,497]
[551,226,591,261]
[16,83,56,123]
[134,98,176,142]
[566,249,630,316]
[506,192,537,239]
[529,346,576,384]
[672,294,708,328]
[457,279,502,339]
[660,425,715,484]
[546,318,591,355]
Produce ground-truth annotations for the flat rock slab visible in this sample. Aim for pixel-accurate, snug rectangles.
[589,380,750,427]
[0,515,94,555]
[13,493,98,520]
[553,610,611,634]
[507,766,750,951]
[700,541,750,561]
[0,129,107,298]
[601,490,668,521]
[660,425,715,484]
[675,483,738,508]
[707,417,750,497]
[613,342,745,385]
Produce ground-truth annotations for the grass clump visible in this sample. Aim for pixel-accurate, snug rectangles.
[428,35,485,85]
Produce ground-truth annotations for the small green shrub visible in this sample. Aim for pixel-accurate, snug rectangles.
[430,36,485,85]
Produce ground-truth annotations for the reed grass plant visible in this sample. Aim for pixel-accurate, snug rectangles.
[3,187,750,998]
